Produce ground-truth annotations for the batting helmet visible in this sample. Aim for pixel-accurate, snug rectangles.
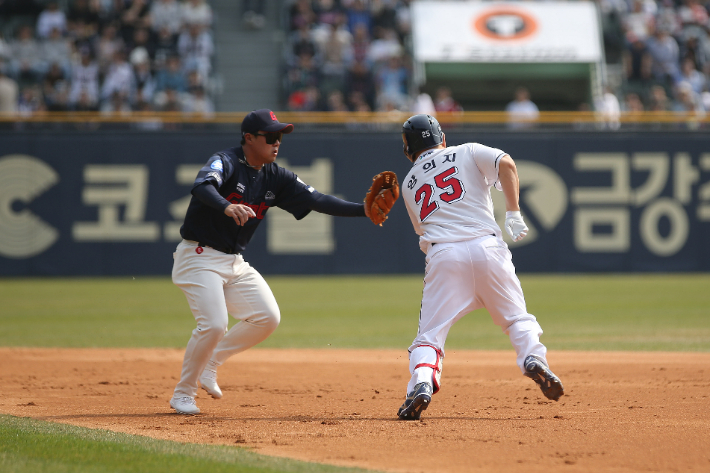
[402,114,444,161]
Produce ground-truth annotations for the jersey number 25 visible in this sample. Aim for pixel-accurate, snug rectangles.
[414,167,466,222]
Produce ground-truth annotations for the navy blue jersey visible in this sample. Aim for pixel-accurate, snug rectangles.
[180,146,322,253]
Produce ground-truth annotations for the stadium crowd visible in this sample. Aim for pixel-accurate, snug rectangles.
[0,0,215,114]
[281,0,710,114]
[0,0,709,116]
[611,0,710,113]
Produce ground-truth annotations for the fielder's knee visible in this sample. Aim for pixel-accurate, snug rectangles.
[253,307,280,334]
[196,320,229,341]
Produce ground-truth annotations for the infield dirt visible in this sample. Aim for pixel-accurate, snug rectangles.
[1,348,709,472]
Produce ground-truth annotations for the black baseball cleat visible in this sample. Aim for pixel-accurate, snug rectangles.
[524,355,564,401]
[397,382,433,420]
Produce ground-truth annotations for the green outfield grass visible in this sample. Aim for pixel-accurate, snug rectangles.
[0,274,708,351]
[1,274,708,472]
[0,415,376,473]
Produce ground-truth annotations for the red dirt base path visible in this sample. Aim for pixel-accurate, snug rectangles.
[1,348,709,472]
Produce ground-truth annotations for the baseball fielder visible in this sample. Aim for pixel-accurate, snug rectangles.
[169,109,395,415]
[396,114,564,420]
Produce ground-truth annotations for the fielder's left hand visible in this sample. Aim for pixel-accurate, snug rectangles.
[505,211,529,242]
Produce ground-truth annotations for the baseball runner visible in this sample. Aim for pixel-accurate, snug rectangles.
[395,114,564,421]
[169,109,398,415]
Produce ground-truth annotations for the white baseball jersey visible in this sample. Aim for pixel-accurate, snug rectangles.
[402,143,507,253]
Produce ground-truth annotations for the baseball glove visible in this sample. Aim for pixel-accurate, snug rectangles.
[364,171,400,226]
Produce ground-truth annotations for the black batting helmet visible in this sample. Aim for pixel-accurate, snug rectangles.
[402,114,444,161]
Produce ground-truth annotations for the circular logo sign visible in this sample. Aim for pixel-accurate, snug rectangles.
[473,9,538,41]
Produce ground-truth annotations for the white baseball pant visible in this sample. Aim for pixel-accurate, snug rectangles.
[172,239,280,399]
[406,234,546,394]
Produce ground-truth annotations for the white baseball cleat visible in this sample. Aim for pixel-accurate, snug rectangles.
[170,396,200,415]
[199,369,223,399]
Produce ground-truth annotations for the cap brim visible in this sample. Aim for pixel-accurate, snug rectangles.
[263,122,294,133]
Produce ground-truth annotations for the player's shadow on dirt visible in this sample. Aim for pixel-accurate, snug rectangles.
[36,413,186,420]
[37,413,544,423]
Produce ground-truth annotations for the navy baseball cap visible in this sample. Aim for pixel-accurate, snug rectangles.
[241,109,294,135]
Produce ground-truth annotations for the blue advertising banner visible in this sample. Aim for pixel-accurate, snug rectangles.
[1,130,708,275]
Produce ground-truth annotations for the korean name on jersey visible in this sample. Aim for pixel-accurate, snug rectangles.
[402,143,507,253]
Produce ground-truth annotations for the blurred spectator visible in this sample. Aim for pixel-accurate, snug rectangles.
[314,0,341,26]
[155,54,187,92]
[647,84,672,111]
[351,23,370,64]
[0,65,18,112]
[183,84,214,115]
[185,68,203,89]
[153,26,179,70]
[655,0,680,36]
[285,52,320,96]
[9,25,44,87]
[680,32,710,74]
[290,0,316,32]
[181,0,212,29]
[67,0,100,36]
[42,62,67,104]
[312,14,352,58]
[120,0,152,43]
[676,57,707,94]
[412,91,435,114]
[0,35,9,62]
[348,90,371,111]
[36,2,67,39]
[74,90,99,111]
[394,0,412,39]
[371,0,397,32]
[506,87,539,129]
[344,59,375,109]
[326,89,349,111]
[101,90,132,114]
[42,27,72,76]
[434,86,463,112]
[95,23,125,74]
[131,48,155,106]
[177,23,214,80]
[375,55,408,110]
[594,85,621,129]
[18,85,45,114]
[101,49,135,103]
[623,92,645,112]
[94,0,125,26]
[622,0,654,43]
[243,0,266,30]
[289,25,317,65]
[158,88,184,111]
[288,85,320,111]
[671,81,705,113]
[316,22,352,95]
[368,27,401,65]
[701,86,710,111]
[151,0,183,37]
[646,26,680,85]
[42,62,67,97]
[72,19,98,58]
[347,0,371,36]
[677,0,709,33]
[624,37,652,89]
[127,27,155,62]
[69,48,100,109]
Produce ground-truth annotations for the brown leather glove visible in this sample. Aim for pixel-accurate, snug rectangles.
[364,171,400,226]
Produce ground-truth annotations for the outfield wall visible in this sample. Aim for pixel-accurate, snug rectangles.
[1,130,708,275]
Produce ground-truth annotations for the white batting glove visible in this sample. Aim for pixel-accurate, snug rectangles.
[505,211,529,242]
